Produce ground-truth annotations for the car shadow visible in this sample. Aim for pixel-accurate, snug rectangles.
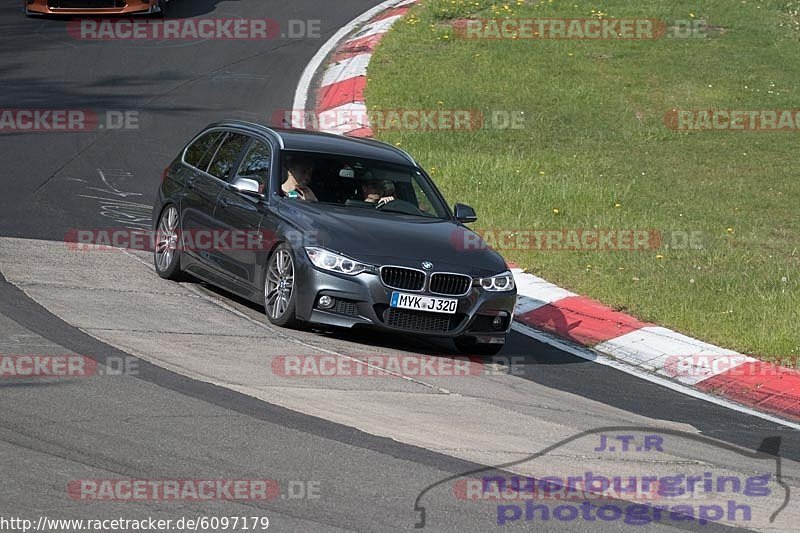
[190,278,468,358]
[187,278,598,370]
[167,0,246,19]
[179,277,595,383]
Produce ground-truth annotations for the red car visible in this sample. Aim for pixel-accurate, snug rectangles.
[25,0,168,16]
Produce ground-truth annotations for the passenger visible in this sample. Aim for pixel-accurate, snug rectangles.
[282,157,318,202]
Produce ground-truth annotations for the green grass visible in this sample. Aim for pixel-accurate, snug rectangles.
[366,0,800,360]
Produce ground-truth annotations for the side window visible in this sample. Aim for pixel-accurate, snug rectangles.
[184,131,223,171]
[236,139,271,193]
[207,133,249,181]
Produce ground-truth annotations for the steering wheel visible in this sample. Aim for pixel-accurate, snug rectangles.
[375,198,425,216]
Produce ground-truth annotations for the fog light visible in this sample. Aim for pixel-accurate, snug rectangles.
[318,295,334,309]
[492,313,509,330]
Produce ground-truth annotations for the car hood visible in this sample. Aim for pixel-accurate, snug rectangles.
[275,201,508,276]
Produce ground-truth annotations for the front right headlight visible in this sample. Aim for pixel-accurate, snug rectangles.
[304,247,371,276]
[475,270,516,292]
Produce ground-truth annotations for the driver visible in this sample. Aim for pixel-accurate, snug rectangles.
[361,177,395,207]
[282,157,318,202]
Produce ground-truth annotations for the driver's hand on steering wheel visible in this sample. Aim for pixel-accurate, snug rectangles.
[376,195,395,207]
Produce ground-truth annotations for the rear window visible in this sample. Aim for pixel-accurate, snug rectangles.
[184,131,223,171]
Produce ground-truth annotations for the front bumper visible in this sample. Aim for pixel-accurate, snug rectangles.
[26,0,161,15]
[294,259,516,343]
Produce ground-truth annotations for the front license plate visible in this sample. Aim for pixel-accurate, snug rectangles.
[390,292,458,314]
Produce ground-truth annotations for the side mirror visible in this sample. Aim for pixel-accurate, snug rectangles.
[454,203,477,223]
[231,177,263,198]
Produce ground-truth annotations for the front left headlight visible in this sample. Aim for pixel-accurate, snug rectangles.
[305,247,371,276]
[475,270,516,292]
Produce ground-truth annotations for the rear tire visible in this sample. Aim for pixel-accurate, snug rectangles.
[154,205,183,280]
[264,243,299,328]
[454,337,505,356]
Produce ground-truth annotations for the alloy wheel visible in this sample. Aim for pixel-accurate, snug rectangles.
[265,249,295,319]
[155,206,179,273]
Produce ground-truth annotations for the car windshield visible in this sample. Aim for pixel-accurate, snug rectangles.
[279,151,451,219]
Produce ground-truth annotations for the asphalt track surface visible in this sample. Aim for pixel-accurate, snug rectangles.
[1,1,799,531]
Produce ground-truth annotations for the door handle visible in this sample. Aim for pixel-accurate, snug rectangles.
[218,197,230,208]
[186,178,196,189]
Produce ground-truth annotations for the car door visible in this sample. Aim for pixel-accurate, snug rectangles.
[191,130,250,274]
[180,130,226,257]
[213,136,274,288]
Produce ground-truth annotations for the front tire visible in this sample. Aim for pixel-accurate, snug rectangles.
[454,336,505,356]
[264,243,299,327]
[154,205,183,280]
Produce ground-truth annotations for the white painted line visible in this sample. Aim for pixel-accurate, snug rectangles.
[320,53,372,88]
[512,270,576,305]
[347,15,404,42]
[594,326,754,385]
[511,321,800,430]
[671,353,756,385]
[292,0,413,128]
[514,295,549,316]
[317,103,370,134]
